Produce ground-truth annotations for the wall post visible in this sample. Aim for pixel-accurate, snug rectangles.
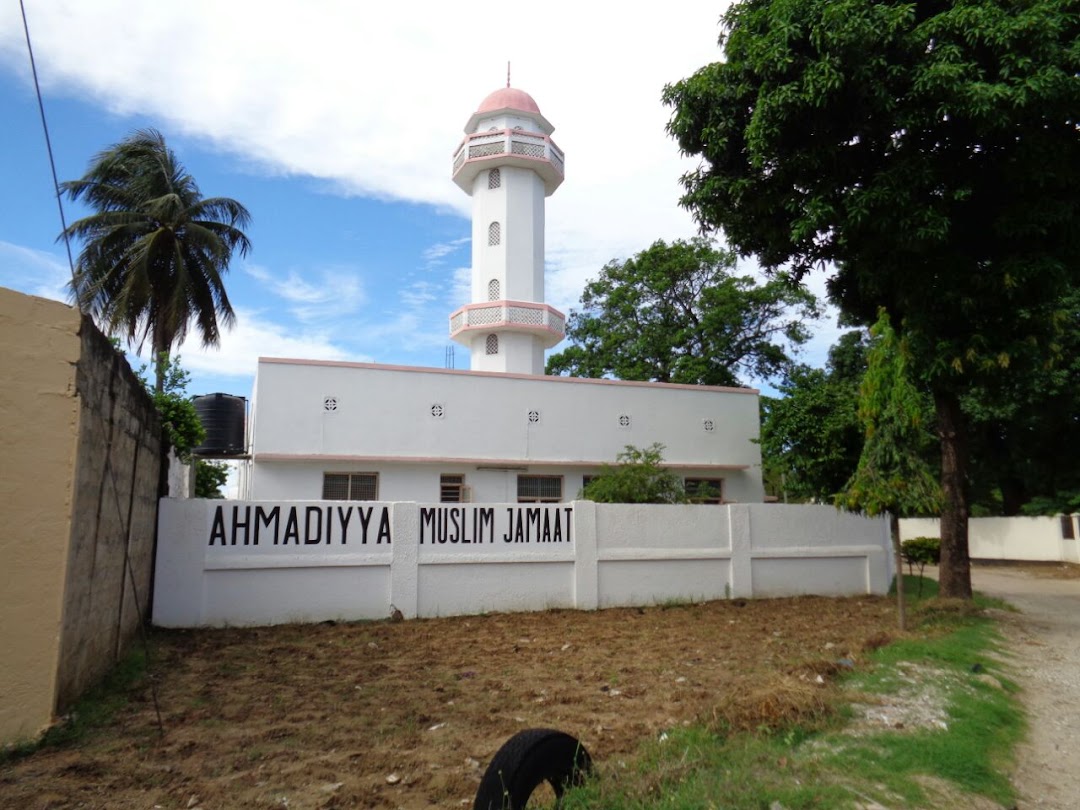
[572,500,598,610]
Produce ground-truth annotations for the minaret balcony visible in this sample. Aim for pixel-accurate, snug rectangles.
[452,129,565,195]
[449,300,566,348]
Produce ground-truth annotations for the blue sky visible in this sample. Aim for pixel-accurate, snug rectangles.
[0,0,845,401]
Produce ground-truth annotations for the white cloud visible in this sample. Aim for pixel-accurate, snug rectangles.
[166,307,361,378]
[0,240,71,302]
[422,237,470,267]
[243,262,365,323]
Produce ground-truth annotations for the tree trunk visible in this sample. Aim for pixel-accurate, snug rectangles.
[891,512,906,631]
[935,389,973,599]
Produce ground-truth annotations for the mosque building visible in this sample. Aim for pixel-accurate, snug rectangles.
[241,85,764,505]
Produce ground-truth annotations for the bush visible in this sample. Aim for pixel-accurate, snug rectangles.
[580,444,688,504]
[901,536,940,596]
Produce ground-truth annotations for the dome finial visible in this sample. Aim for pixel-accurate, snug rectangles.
[507,61,511,88]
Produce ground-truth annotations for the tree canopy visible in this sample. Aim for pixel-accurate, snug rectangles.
[62,129,251,391]
[760,330,869,502]
[664,0,1080,597]
[546,237,818,387]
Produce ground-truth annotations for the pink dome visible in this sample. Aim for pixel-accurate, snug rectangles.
[476,87,541,115]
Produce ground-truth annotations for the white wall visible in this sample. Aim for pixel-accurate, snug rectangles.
[900,516,1080,563]
[154,501,891,627]
[247,361,765,503]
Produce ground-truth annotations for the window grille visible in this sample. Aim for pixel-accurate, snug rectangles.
[488,221,501,246]
[488,168,501,189]
[486,334,499,355]
[685,478,723,505]
[323,472,378,501]
[517,475,563,503]
[440,474,465,503]
[488,278,500,301]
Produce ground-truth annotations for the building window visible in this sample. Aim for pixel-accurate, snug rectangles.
[488,221,501,246]
[488,168,501,189]
[486,333,499,355]
[518,475,563,503]
[1062,515,1076,540]
[441,474,465,503]
[685,478,723,505]
[323,472,378,501]
[488,278,500,301]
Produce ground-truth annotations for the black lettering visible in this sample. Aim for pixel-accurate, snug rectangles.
[357,506,373,544]
[304,506,322,545]
[553,509,563,543]
[231,506,251,546]
[526,508,541,543]
[337,506,353,545]
[420,507,436,545]
[515,509,526,543]
[255,506,279,545]
[480,508,495,543]
[504,507,515,542]
[377,507,392,544]
[283,507,300,544]
[564,507,573,543]
[450,508,461,543]
[209,506,226,546]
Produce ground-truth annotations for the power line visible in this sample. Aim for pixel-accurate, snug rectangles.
[19,0,79,302]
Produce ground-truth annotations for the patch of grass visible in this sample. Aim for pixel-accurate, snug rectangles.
[1,644,152,764]
[561,590,1023,809]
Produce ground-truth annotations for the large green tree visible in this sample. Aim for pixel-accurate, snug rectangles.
[546,237,818,387]
[664,0,1080,597]
[62,129,251,392]
[760,330,870,502]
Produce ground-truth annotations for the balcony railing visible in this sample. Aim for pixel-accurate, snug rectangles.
[449,301,566,346]
[452,129,565,178]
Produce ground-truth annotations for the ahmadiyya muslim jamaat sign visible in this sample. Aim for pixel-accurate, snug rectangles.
[205,503,573,548]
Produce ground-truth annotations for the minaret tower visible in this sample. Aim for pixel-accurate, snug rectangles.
[449,84,565,375]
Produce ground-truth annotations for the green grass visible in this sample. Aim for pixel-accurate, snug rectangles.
[561,578,1024,809]
[1,644,152,764]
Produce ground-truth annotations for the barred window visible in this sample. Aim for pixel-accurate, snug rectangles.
[488,221,501,246]
[323,472,378,501]
[685,478,723,505]
[486,333,499,355]
[440,474,465,503]
[517,475,563,503]
[488,168,501,189]
[488,278,500,301]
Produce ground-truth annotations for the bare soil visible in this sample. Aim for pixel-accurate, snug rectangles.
[0,596,899,810]
[968,563,1080,810]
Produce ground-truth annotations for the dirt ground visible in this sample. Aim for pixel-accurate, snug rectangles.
[967,563,1080,810]
[0,596,899,810]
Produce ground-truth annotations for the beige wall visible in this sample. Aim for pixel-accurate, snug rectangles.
[0,287,164,744]
[0,288,82,742]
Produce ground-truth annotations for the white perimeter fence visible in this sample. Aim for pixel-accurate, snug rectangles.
[153,500,892,627]
[900,515,1080,563]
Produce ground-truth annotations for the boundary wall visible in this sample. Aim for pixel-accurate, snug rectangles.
[154,501,892,627]
[900,516,1080,563]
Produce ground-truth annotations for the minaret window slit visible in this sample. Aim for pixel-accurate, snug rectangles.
[486,334,499,355]
[488,221,501,246]
[488,279,500,301]
[488,168,501,189]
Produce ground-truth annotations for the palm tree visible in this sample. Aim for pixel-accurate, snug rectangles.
[61,129,251,391]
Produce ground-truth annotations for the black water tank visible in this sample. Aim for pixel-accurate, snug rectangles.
[192,393,246,456]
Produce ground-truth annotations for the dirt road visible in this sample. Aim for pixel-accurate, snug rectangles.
[969,565,1080,810]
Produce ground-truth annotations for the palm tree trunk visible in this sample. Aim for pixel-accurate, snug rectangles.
[935,389,973,599]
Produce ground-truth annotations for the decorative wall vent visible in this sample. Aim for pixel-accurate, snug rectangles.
[323,396,338,412]
[488,221,501,246]
[488,168,501,189]
[617,413,631,428]
[527,409,541,424]
[703,419,715,433]
[488,278,500,301]
[486,333,499,355]
[431,403,445,419]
